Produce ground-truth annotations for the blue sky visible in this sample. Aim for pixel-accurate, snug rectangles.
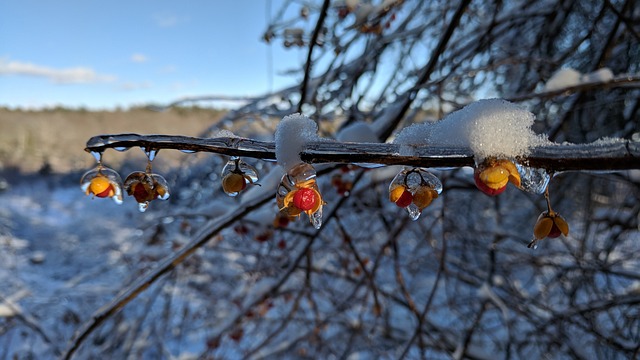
[0,0,304,109]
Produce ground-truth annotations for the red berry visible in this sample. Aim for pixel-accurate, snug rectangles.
[548,223,562,238]
[95,186,112,198]
[132,183,152,202]
[395,189,413,208]
[292,188,319,211]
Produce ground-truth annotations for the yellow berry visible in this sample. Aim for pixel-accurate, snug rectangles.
[497,160,521,188]
[479,166,510,189]
[413,187,437,210]
[89,176,112,197]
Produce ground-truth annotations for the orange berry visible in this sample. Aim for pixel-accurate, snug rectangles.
[89,176,112,197]
[389,185,406,203]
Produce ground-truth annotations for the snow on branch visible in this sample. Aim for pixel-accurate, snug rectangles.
[507,74,640,102]
[85,133,640,171]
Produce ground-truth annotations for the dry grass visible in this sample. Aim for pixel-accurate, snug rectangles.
[0,107,226,173]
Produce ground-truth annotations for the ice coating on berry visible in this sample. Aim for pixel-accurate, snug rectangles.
[124,171,170,211]
[388,167,442,219]
[80,166,124,204]
[276,163,324,228]
[220,157,259,196]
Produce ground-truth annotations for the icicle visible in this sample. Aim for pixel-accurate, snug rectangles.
[515,163,551,194]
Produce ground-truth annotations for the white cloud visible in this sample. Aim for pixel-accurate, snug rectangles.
[0,59,116,84]
[119,81,153,91]
[131,53,148,63]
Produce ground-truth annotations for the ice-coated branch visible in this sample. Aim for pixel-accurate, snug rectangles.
[85,133,640,171]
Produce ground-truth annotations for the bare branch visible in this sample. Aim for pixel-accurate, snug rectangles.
[298,0,331,113]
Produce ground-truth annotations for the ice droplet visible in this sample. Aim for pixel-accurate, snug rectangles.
[138,202,149,212]
[90,151,103,163]
[142,147,159,162]
[309,207,323,229]
[113,147,130,152]
[516,163,550,194]
[406,204,421,221]
[180,149,196,154]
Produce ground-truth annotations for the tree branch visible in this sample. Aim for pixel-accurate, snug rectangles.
[297,0,331,113]
[85,134,640,171]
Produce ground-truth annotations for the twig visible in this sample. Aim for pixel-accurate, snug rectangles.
[0,292,60,356]
[297,0,331,113]
[85,134,640,171]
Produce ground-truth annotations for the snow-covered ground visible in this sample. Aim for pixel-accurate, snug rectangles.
[0,172,173,358]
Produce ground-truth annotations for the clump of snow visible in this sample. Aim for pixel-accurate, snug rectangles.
[336,122,380,142]
[544,68,582,91]
[275,113,319,172]
[544,67,614,91]
[212,129,237,138]
[581,68,614,84]
[394,99,550,162]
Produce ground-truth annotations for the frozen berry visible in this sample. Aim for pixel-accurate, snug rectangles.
[222,173,247,194]
[292,188,319,211]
